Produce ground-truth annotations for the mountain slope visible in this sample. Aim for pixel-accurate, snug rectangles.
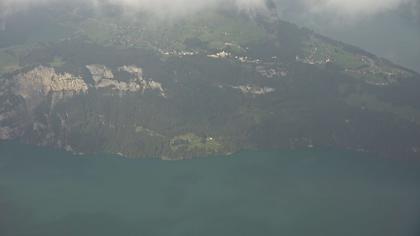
[0,2,419,159]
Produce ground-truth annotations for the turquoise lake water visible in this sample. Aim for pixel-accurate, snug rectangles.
[1,141,420,236]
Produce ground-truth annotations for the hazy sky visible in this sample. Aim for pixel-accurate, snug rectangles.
[0,0,418,18]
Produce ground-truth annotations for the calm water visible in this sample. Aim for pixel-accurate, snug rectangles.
[1,142,420,236]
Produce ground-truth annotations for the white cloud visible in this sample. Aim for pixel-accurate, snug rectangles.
[302,0,413,16]
[0,0,269,18]
[0,0,417,19]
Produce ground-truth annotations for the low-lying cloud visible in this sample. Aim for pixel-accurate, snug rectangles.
[303,0,413,15]
[0,0,419,20]
[0,0,267,18]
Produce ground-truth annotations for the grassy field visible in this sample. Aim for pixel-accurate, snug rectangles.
[303,38,366,69]
[0,50,20,75]
[170,133,223,153]
[49,56,66,68]
[76,11,266,52]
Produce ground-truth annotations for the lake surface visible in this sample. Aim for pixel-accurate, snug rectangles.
[1,141,420,236]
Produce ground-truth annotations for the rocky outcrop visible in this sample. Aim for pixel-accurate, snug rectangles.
[118,65,143,78]
[86,64,114,83]
[14,66,88,98]
[11,66,88,111]
[87,64,166,97]
[0,66,88,140]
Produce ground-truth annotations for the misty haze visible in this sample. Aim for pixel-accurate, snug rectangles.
[0,0,419,235]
